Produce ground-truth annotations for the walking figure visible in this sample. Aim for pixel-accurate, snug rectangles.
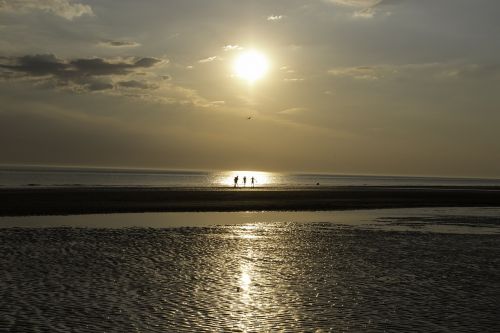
[243,176,247,187]
[251,176,255,188]
[234,176,239,188]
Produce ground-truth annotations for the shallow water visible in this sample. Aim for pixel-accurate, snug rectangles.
[1,207,499,234]
[1,208,499,332]
[2,165,500,188]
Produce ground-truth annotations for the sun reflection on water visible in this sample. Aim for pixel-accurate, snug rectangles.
[215,171,276,187]
[240,271,251,291]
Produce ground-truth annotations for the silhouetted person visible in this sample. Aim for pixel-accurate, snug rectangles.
[234,176,239,188]
[243,176,247,187]
[251,176,255,188]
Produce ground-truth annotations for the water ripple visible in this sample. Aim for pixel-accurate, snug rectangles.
[0,224,499,332]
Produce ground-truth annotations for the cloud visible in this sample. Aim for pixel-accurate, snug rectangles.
[0,0,93,20]
[85,81,114,91]
[438,64,500,81]
[99,40,140,48]
[328,62,500,82]
[328,66,380,80]
[117,80,159,90]
[198,56,218,63]
[328,0,381,6]
[0,54,67,77]
[70,57,162,76]
[0,53,221,108]
[0,54,165,92]
[0,54,163,77]
[278,107,307,115]
[223,45,243,52]
[267,15,284,21]
[326,0,399,18]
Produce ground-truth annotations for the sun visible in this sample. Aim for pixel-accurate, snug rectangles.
[233,50,269,83]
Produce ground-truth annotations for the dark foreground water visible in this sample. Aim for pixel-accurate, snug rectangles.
[1,209,499,332]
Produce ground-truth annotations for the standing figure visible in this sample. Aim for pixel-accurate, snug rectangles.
[243,176,247,187]
[251,176,255,188]
[234,176,239,188]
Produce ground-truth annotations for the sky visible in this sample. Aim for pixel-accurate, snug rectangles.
[0,0,499,177]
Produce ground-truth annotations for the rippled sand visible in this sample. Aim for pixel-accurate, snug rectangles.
[1,223,499,332]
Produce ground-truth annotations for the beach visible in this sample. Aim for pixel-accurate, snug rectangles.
[2,173,500,331]
[1,189,499,331]
[1,186,500,216]
[1,220,499,332]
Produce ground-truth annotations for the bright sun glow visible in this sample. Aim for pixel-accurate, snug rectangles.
[218,171,273,187]
[233,50,269,83]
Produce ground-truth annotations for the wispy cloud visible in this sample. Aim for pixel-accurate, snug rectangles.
[328,62,500,81]
[198,56,218,63]
[326,0,399,18]
[328,66,380,80]
[267,15,284,21]
[223,45,243,52]
[0,0,93,20]
[99,40,140,48]
[278,107,307,115]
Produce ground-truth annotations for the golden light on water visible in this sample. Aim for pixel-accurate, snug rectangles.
[217,171,274,187]
[233,50,269,83]
[240,271,251,290]
[237,224,260,239]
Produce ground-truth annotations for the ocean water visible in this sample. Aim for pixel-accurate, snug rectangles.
[1,165,499,188]
[1,208,499,332]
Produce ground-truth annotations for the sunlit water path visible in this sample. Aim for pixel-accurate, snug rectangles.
[1,208,499,332]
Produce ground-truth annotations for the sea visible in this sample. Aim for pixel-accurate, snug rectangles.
[1,165,499,332]
[1,165,499,188]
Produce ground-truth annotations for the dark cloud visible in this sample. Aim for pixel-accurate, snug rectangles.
[117,80,159,90]
[69,57,161,76]
[0,54,163,77]
[0,54,164,91]
[85,81,114,91]
[134,57,163,67]
[0,54,67,76]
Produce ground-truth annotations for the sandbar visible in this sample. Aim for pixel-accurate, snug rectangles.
[1,186,500,216]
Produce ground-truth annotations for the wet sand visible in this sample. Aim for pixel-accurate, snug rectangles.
[1,186,500,216]
[1,223,499,332]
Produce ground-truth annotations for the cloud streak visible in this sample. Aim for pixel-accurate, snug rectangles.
[198,56,218,63]
[0,0,93,20]
[328,62,500,81]
[326,0,400,18]
[99,40,140,48]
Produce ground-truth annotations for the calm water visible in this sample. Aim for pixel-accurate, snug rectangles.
[1,208,499,332]
[1,165,499,188]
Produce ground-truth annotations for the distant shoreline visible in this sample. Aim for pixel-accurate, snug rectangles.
[1,186,500,217]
